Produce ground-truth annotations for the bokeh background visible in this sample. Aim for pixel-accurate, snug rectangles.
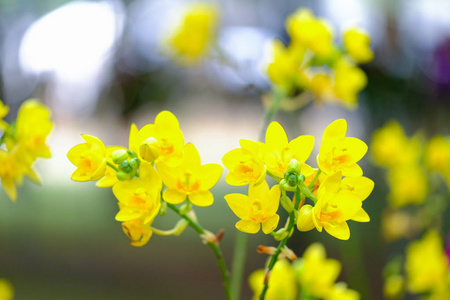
[1,0,450,299]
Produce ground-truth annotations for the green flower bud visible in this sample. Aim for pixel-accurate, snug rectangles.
[129,157,140,170]
[119,160,132,173]
[284,172,290,181]
[117,171,132,181]
[139,137,161,163]
[297,174,306,183]
[288,174,298,187]
[111,149,128,164]
[127,150,138,159]
[287,158,301,174]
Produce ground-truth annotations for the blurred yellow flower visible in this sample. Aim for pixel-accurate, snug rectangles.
[317,119,368,177]
[113,162,161,224]
[325,282,360,300]
[222,139,266,186]
[387,166,427,208]
[249,259,298,300]
[371,120,420,169]
[266,40,307,93]
[333,60,367,109]
[383,274,404,300]
[263,121,314,178]
[0,100,9,130]
[343,27,374,64]
[67,134,107,181]
[129,111,184,167]
[425,135,450,176]
[0,279,13,300]
[294,243,341,298]
[159,143,222,207]
[121,215,153,247]
[10,99,52,163]
[297,172,370,240]
[405,230,448,294]
[286,8,334,57]
[168,3,218,63]
[225,180,280,234]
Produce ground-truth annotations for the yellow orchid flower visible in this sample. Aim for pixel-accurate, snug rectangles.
[249,259,298,300]
[297,172,369,240]
[425,135,450,176]
[11,99,52,163]
[67,134,107,181]
[333,59,367,109]
[158,143,222,207]
[96,146,127,188]
[294,243,341,298]
[168,3,218,64]
[113,162,162,224]
[286,8,334,58]
[121,215,153,247]
[343,26,374,64]
[317,119,367,177]
[325,282,360,300]
[225,180,280,234]
[387,166,427,208]
[222,139,266,186]
[341,176,374,222]
[371,120,421,169]
[405,230,448,294]
[263,121,315,178]
[0,148,40,202]
[129,111,184,167]
[266,40,308,93]
[0,279,14,300]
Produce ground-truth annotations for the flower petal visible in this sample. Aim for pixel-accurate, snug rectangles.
[163,189,186,204]
[189,190,214,207]
[324,221,350,240]
[236,219,260,234]
[266,121,288,148]
[199,163,222,190]
[225,193,251,220]
[262,214,280,234]
[289,135,315,163]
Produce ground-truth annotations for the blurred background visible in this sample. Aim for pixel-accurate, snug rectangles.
[0,0,450,299]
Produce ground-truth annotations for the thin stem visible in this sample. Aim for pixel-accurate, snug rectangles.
[106,161,119,172]
[266,170,281,183]
[307,169,321,190]
[166,203,232,300]
[259,187,302,300]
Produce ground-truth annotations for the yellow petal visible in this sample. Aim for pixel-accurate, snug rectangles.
[182,143,201,173]
[351,208,370,222]
[334,190,362,221]
[342,163,363,177]
[198,163,222,190]
[155,111,180,131]
[248,180,269,201]
[289,135,315,162]
[225,193,251,220]
[236,220,260,234]
[115,207,143,222]
[262,214,280,234]
[1,178,17,202]
[265,121,288,148]
[163,189,186,204]
[322,119,347,141]
[90,159,107,181]
[265,184,281,214]
[128,123,139,152]
[140,161,162,187]
[342,137,368,162]
[189,190,214,207]
[323,221,350,240]
[342,176,374,201]
[297,205,315,231]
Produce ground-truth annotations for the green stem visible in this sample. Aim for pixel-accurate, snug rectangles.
[266,170,281,183]
[259,187,301,300]
[106,161,119,172]
[167,203,232,300]
[307,170,321,190]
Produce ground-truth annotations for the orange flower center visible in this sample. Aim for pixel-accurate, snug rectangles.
[249,200,267,223]
[177,171,200,194]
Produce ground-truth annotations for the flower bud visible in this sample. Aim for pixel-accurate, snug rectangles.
[287,158,301,174]
[119,160,132,173]
[111,149,128,164]
[288,174,298,187]
[129,157,140,170]
[117,171,132,181]
[297,174,305,183]
[139,137,161,163]
[297,205,315,231]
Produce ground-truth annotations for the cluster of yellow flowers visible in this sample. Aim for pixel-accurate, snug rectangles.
[267,8,373,109]
[67,111,223,246]
[384,230,450,299]
[0,99,52,202]
[167,3,218,64]
[223,118,374,240]
[250,243,360,300]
